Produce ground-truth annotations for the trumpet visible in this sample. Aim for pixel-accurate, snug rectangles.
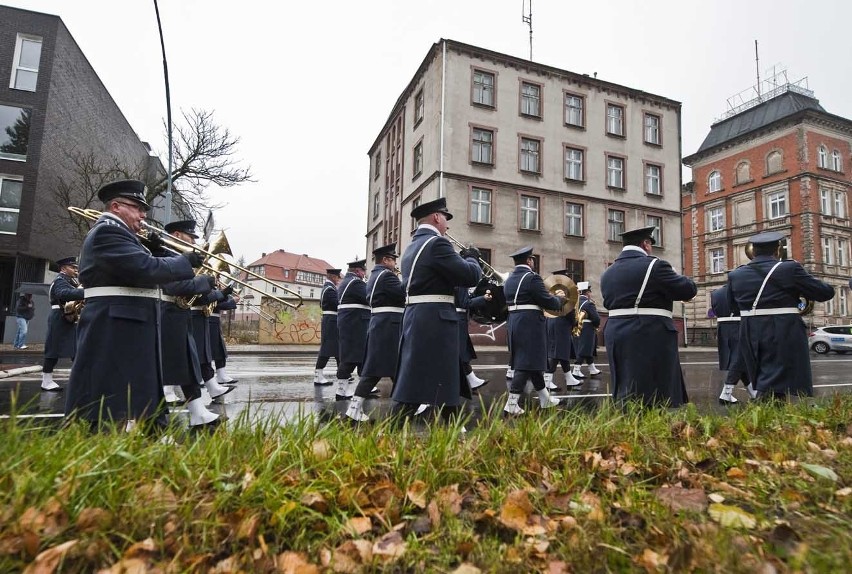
[68,206,303,310]
[444,232,508,284]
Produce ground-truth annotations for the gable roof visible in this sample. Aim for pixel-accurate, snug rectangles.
[245,250,335,283]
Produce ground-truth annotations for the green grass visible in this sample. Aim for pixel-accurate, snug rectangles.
[1,397,850,573]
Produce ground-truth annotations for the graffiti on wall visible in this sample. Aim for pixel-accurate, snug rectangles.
[258,298,323,344]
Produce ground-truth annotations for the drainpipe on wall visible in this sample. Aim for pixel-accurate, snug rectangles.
[439,40,446,198]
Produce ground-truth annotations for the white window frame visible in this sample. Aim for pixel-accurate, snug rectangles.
[710,248,725,274]
[826,295,835,316]
[372,191,380,219]
[708,206,725,232]
[823,237,833,265]
[646,215,663,245]
[520,194,540,231]
[835,191,846,218]
[472,128,493,165]
[520,137,540,174]
[472,70,495,107]
[818,145,828,168]
[645,164,661,195]
[708,170,721,192]
[607,156,624,189]
[841,288,848,317]
[414,90,424,124]
[470,187,492,225]
[520,82,541,117]
[821,187,832,215]
[607,209,624,241]
[832,150,842,172]
[606,104,624,136]
[10,34,42,91]
[565,202,583,237]
[838,239,847,267]
[413,142,423,177]
[564,94,584,127]
[565,147,583,181]
[644,113,660,144]
[0,175,24,236]
[768,190,787,219]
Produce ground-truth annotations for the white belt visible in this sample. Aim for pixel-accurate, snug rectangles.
[322,311,338,315]
[456,307,467,313]
[582,319,592,323]
[190,306,207,311]
[407,295,454,305]
[338,304,370,310]
[85,286,160,299]
[716,316,741,322]
[508,304,542,312]
[372,306,404,314]
[608,308,673,318]
[160,295,177,303]
[210,312,220,318]
[51,305,61,309]
[740,307,799,317]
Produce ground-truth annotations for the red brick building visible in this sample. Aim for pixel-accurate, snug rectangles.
[682,85,852,336]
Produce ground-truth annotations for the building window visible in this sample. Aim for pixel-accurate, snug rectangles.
[10,34,42,92]
[820,187,832,214]
[710,248,725,274]
[835,191,846,218]
[564,93,584,127]
[478,248,492,265]
[470,187,492,225]
[841,288,848,316]
[736,161,751,184]
[471,128,494,165]
[520,195,540,231]
[823,237,833,265]
[520,137,541,174]
[0,176,24,235]
[708,170,721,192]
[563,259,584,284]
[472,69,495,107]
[520,81,541,117]
[767,190,787,219]
[564,147,584,181]
[606,155,624,189]
[0,105,32,161]
[410,196,421,228]
[607,209,624,241]
[645,164,662,195]
[838,239,848,267]
[708,206,725,232]
[413,141,423,177]
[414,90,424,125]
[766,150,783,174]
[646,215,663,246]
[826,296,835,316]
[606,104,624,136]
[833,150,843,172]
[374,149,381,180]
[564,202,583,237]
[372,192,379,219]
[644,113,661,145]
[818,145,828,168]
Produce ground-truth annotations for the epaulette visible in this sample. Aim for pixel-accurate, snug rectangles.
[99,218,121,227]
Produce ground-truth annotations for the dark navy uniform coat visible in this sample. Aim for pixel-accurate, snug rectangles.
[727,255,834,396]
[65,213,194,424]
[574,295,601,359]
[710,284,741,371]
[547,310,576,362]
[455,287,488,363]
[318,280,339,357]
[160,276,212,386]
[44,272,84,359]
[361,265,405,378]
[337,272,370,365]
[392,227,481,406]
[600,248,697,407]
[209,296,237,363]
[503,265,564,371]
[190,289,226,366]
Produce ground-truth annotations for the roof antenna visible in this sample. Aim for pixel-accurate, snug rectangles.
[522,0,533,60]
[754,40,762,102]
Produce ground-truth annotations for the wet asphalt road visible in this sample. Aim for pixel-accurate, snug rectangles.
[2,349,851,427]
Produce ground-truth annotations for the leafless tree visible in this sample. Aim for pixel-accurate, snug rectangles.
[55,108,254,241]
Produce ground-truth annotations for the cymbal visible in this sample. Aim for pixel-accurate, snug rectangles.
[542,274,579,318]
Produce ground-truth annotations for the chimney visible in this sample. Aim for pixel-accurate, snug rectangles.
[261,252,266,257]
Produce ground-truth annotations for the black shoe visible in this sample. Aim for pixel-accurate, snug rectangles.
[40,386,64,392]
[314,380,333,387]
[717,397,739,405]
[470,379,489,392]
[210,386,236,402]
[335,394,352,401]
[219,379,239,385]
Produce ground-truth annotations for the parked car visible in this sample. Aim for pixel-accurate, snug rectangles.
[809,325,852,354]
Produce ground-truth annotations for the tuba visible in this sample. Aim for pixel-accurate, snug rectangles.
[744,239,813,315]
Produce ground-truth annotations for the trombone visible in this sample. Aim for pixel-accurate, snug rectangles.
[68,206,303,309]
[444,232,508,283]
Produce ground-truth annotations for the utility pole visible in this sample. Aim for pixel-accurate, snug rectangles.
[153,0,173,223]
[522,0,533,60]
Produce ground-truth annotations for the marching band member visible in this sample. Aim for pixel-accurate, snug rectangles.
[314,268,342,385]
[544,269,581,391]
[190,282,236,400]
[392,197,481,420]
[710,284,755,404]
[345,243,404,422]
[209,291,239,385]
[335,259,370,400]
[65,179,203,430]
[601,226,697,407]
[41,256,84,392]
[457,286,490,391]
[727,231,833,400]
[572,281,602,379]
[159,219,229,428]
[502,246,565,415]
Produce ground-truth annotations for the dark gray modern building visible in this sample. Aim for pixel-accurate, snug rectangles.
[0,6,162,341]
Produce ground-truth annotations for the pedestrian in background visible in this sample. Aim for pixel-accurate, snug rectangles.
[14,292,34,349]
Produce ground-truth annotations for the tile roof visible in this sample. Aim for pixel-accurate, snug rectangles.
[243,250,335,283]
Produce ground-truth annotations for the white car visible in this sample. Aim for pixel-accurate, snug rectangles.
[809,325,852,354]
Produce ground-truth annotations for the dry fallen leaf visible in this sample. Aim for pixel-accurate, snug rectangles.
[135,480,177,511]
[372,530,406,562]
[312,440,331,461]
[324,539,372,573]
[726,467,746,479]
[236,513,261,541]
[436,484,463,516]
[708,503,756,529]
[23,539,78,574]
[499,490,534,531]
[277,551,320,574]
[406,480,428,509]
[835,487,852,498]
[634,548,668,571]
[300,492,329,514]
[75,508,113,533]
[450,563,482,574]
[99,557,149,574]
[654,487,708,513]
[344,517,373,537]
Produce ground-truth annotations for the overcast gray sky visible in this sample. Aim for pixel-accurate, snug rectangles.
[8,0,852,267]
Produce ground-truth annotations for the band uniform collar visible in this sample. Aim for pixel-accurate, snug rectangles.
[417,223,440,235]
[101,211,131,230]
[621,245,647,255]
[515,264,532,271]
